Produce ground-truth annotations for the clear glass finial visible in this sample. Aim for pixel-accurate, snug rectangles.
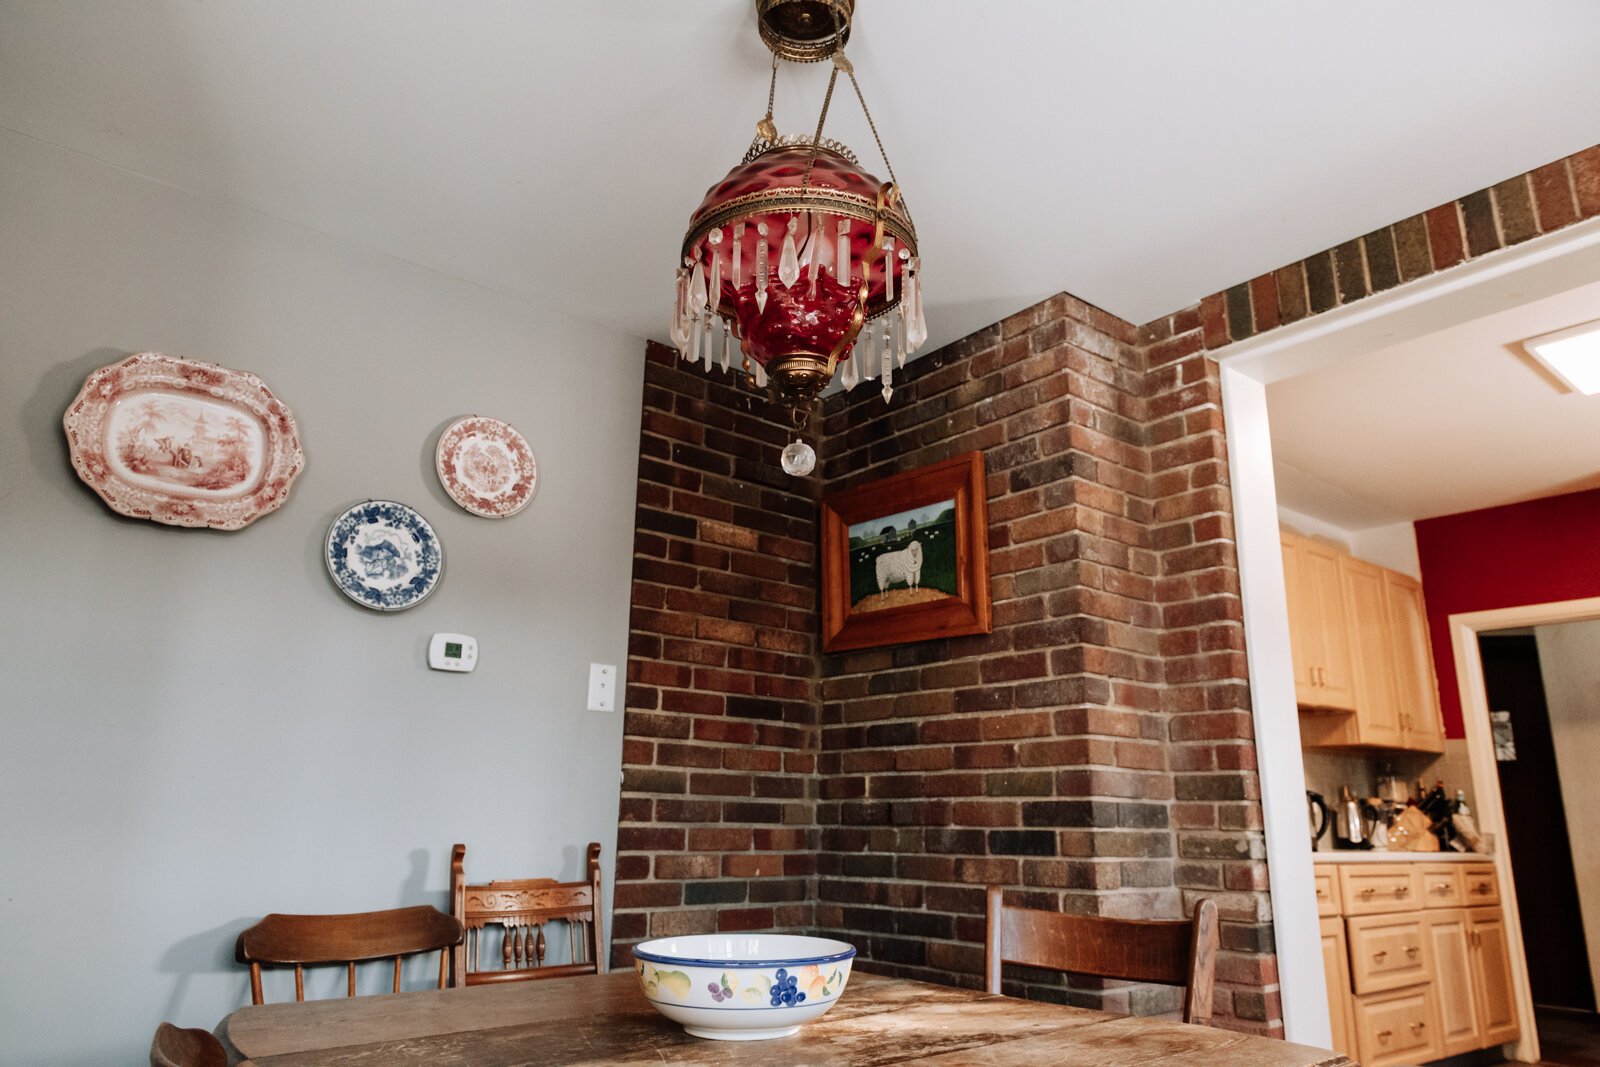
[780,439,816,476]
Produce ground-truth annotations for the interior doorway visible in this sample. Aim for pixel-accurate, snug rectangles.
[1477,631,1595,1014]
[1218,217,1600,1057]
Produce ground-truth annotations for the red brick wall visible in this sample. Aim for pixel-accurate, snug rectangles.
[614,295,1275,1032]
[1194,145,1600,350]
[810,296,1273,1031]
[613,342,823,955]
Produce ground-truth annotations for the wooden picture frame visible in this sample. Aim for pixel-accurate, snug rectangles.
[821,451,992,653]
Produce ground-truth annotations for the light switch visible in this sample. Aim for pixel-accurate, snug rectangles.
[587,663,616,711]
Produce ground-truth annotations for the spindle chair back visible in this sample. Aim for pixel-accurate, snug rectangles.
[450,842,605,985]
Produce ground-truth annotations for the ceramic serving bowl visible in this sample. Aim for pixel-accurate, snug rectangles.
[633,933,856,1041]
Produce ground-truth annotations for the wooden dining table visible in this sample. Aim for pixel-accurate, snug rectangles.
[217,969,1355,1066]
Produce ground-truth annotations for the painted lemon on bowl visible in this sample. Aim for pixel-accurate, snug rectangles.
[633,934,855,1041]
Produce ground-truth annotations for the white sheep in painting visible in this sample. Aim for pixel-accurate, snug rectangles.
[874,540,923,597]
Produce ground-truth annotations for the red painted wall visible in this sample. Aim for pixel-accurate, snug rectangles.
[1415,487,1600,736]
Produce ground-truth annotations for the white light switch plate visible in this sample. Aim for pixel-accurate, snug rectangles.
[587,663,616,711]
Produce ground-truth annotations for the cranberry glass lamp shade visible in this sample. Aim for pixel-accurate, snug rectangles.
[670,138,926,415]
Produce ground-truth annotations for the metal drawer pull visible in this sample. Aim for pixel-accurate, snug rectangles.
[1395,886,1409,896]
[1377,1029,1393,1041]
[1361,888,1376,897]
[1406,946,1419,957]
[1433,883,1449,892]
[1373,950,1387,961]
[1473,882,1491,894]
[1411,1022,1426,1032]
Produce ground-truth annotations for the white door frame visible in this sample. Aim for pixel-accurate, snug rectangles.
[1214,214,1600,1050]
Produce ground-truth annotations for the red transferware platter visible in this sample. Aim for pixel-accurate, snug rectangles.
[63,352,304,530]
[435,415,537,518]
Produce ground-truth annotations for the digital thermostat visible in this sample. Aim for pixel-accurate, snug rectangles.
[428,633,478,673]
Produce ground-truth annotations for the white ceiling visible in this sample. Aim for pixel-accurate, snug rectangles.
[1269,278,1600,529]
[3,2,1600,354]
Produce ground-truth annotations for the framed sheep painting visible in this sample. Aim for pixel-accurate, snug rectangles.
[820,451,992,653]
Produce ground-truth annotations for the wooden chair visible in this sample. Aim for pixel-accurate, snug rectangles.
[450,842,605,985]
[984,887,1219,1025]
[235,904,462,1005]
[149,1023,226,1067]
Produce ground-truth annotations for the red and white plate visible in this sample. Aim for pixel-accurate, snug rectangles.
[435,416,537,518]
[63,352,304,530]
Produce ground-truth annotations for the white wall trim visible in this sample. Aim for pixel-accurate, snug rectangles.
[1219,367,1329,1048]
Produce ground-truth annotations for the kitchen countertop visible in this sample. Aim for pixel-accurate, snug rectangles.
[1311,850,1491,863]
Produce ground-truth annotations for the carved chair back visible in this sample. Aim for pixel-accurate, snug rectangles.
[449,842,605,985]
[149,1022,226,1067]
[236,905,462,1005]
[984,887,1219,1025]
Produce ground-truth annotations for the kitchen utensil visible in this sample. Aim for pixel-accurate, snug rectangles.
[1306,791,1331,852]
[1374,763,1407,804]
[1333,786,1374,849]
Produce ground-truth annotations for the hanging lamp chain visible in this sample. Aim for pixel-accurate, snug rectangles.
[844,65,899,194]
[756,53,779,142]
[799,64,839,196]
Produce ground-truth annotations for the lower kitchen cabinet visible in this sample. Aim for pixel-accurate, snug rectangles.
[1427,909,1480,1056]
[1319,916,1359,1060]
[1471,908,1520,1047]
[1317,862,1520,1064]
[1354,982,1441,1066]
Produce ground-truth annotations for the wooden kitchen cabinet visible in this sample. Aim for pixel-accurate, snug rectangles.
[1354,982,1441,1066]
[1469,908,1520,1047]
[1384,571,1446,752]
[1343,557,1406,747]
[1320,915,1359,1060]
[1284,531,1447,752]
[1282,533,1357,711]
[1318,862,1520,1064]
[1427,908,1481,1056]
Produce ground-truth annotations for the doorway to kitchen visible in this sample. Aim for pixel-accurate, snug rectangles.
[1218,216,1600,1061]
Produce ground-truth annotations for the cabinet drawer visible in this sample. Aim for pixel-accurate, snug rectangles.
[1348,913,1433,993]
[1463,864,1499,906]
[1314,866,1343,916]
[1354,984,1441,1067]
[1339,865,1422,915]
[1420,865,1463,908]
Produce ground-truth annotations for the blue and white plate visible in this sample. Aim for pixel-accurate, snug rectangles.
[325,500,443,611]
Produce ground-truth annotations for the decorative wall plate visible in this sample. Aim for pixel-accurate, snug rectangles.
[62,352,304,530]
[325,500,443,611]
[435,416,537,518]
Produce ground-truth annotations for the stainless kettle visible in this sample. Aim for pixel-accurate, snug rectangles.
[1306,791,1331,852]
[1334,786,1375,849]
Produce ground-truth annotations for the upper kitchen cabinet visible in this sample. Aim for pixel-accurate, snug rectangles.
[1282,532,1358,711]
[1284,531,1447,752]
[1384,570,1446,752]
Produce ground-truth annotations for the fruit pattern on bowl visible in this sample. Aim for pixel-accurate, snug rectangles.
[639,961,846,1009]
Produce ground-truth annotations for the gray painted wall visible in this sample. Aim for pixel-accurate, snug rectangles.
[0,128,644,1065]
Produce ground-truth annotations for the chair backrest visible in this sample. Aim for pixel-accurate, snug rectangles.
[149,1022,226,1067]
[236,904,462,1005]
[449,842,605,986]
[984,887,1219,1025]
